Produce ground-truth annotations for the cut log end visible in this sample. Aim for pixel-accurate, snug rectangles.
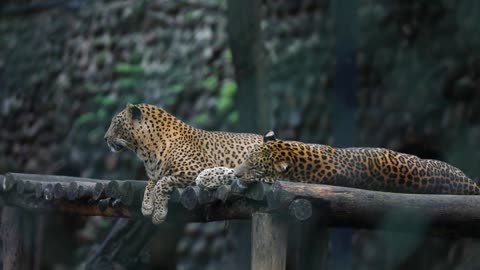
[289,198,312,221]
[181,186,200,210]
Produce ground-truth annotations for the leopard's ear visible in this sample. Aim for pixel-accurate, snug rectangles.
[127,104,142,121]
[263,130,276,143]
[273,160,289,173]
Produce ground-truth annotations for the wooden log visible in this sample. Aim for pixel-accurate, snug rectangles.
[78,185,90,198]
[215,185,231,202]
[2,189,258,223]
[119,181,132,205]
[266,180,296,209]
[5,173,119,201]
[16,179,25,194]
[0,175,5,191]
[181,186,200,210]
[120,181,145,206]
[67,181,79,201]
[93,182,105,201]
[106,180,120,198]
[198,188,217,205]
[34,183,43,199]
[75,182,105,201]
[53,183,66,199]
[105,180,143,206]
[251,213,288,270]
[245,182,271,201]
[269,181,480,235]
[231,179,248,194]
[24,180,35,193]
[5,173,111,185]
[43,184,54,201]
[170,188,184,203]
[3,173,17,191]
[98,198,111,212]
[288,198,312,221]
[112,199,123,208]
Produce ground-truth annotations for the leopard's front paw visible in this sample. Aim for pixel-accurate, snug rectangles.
[152,206,168,225]
[152,195,169,225]
[141,183,154,216]
[195,167,238,190]
[141,198,154,216]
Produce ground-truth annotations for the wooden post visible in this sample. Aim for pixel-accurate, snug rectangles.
[1,207,33,270]
[251,213,288,270]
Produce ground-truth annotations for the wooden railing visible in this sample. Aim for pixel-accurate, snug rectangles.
[2,173,480,269]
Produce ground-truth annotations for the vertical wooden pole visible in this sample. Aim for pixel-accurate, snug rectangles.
[251,213,288,270]
[330,0,358,269]
[290,220,328,270]
[1,207,32,270]
[226,0,271,133]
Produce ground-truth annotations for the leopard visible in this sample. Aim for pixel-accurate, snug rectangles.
[228,131,480,195]
[104,103,262,224]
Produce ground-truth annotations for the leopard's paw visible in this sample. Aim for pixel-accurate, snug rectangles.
[195,167,238,190]
[141,200,154,216]
[152,198,168,225]
[141,180,156,216]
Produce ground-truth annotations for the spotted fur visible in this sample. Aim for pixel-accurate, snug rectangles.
[104,103,262,224]
[233,132,480,195]
[195,167,237,190]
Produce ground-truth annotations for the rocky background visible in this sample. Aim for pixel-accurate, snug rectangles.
[1,0,480,269]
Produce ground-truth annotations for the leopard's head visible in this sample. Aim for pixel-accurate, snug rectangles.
[104,103,149,154]
[234,131,291,182]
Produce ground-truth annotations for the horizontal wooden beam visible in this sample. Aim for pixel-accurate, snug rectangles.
[0,173,264,223]
[269,181,480,237]
[3,173,480,237]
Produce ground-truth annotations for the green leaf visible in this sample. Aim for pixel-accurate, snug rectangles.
[192,113,209,124]
[116,78,138,89]
[223,49,232,62]
[113,63,143,74]
[97,108,108,120]
[227,110,239,124]
[76,112,96,125]
[126,94,141,104]
[94,95,117,106]
[169,83,184,94]
[185,10,194,21]
[220,79,237,97]
[201,74,219,90]
[216,96,232,113]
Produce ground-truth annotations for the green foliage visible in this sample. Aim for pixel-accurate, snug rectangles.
[192,113,209,125]
[117,78,139,90]
[76,112,97,126]
[125,94,141,104]
[201,74,219,91]
[227,110,239,124]
[216,79,237,113]
[94,94,118,107]
[169,83,185,94]
[222,49,232,62]
[113,60,145,90]
[113,63,144,74]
